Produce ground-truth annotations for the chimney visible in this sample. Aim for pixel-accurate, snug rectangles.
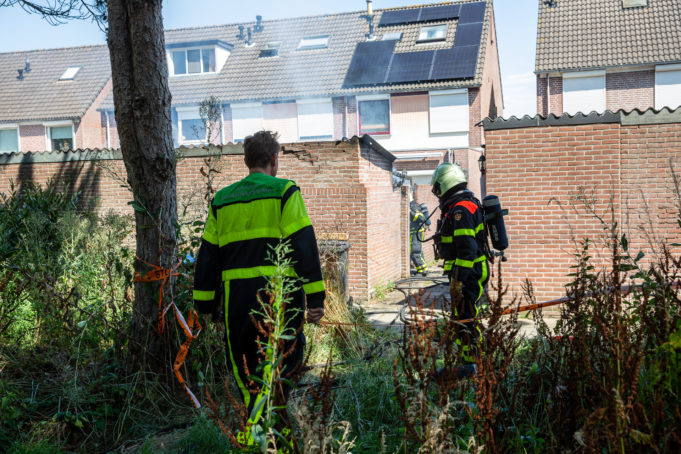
[364,0,375,40]
[17,68,24,80]
[24,57,31,73]
[246,27,253,46]
[237,25,245,40]
[254,15,263,33]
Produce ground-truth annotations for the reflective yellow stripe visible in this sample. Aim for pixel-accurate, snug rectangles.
[454,223,484,237]
[220,227,281,244]
[223,266,297,281]
[444,260,454,271]
[454,255,487,269]
[224,283,250,408]
[441,236,453,243]
[477,260,488,302]
[192,289,215,301]
[281,216,312,238]
[303,280,326,295]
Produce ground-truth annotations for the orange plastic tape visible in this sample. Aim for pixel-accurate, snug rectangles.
[133,257,180,334]
[170,304,202,408]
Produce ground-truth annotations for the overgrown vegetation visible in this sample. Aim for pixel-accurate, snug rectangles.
[1,174,680,453]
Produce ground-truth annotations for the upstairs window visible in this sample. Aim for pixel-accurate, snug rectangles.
[0,127,18,153]
[358,98,390,135]
[655,65,681,110]
[563,71,606,114]
[297,35,330,50]
[297,98,333,140]
[48,125,73,151]
[59,66,81,80]
[171,48,216,75]
[417,25,447,43]
[429,89,468,134]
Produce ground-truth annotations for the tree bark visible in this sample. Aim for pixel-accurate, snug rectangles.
[106,0,177,373]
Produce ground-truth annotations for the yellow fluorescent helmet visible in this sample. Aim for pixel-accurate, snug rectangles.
[431,163,466,198]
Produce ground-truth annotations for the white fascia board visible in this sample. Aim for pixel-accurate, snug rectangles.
[356,93,390,101]
[175,105,200,113]
[607,65,654,73]
[394,152,443,159]
[296,97,332,105]
[232,102,263,109]
[43,120,73,126]
[429,88,467,96]
[563,70,606,79]
[0,123,18,129]
[656,63,681,72]
[405,169,436,177]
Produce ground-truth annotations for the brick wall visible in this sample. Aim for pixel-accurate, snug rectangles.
[75,80,112,149]
[548,77,563,116]
[18,125,47,152]
[606,70,654,112]
[480,8,503,119]
[537,76,548,117]
[483,113,681,304]
[468,88,483,147]
[0,137,408,301]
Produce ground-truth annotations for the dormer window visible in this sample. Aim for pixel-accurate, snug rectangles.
[167,40,233,76]
[171,49,215,75]
[59,66,81,80]
[297,35,329,50]
[417,25,447,43]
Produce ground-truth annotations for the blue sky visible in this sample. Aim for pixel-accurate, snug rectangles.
[0,0,538,117]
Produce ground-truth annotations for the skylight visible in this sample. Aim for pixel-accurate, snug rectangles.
[59,66,81,80]
[382,32,402,41]
[260,41,282,58]
[417,25,447,43]
[623,0,648,8]
[297,35,329,50]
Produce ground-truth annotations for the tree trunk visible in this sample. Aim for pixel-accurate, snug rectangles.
[106,0,177,373]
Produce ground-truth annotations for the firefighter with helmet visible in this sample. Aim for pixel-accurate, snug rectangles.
[431,162,489,365]
[409,200,429,275]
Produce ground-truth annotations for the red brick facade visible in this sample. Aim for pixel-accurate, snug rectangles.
[0,138,408,300]
[483,114,681,304]
[606,70,654,112]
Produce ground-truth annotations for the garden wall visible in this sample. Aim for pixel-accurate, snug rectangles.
[482,107,681,304]
[0,136,407,301]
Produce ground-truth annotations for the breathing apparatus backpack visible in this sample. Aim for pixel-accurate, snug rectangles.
[432,194,509,262]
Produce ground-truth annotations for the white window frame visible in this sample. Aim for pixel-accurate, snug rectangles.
[296,98,334,141]
[44,121,75,151]
[297,35,330,50]
[417,25,447,43]
[168,47,218,76]
[655,64,681,110]
[176,106,207,145]
[428,89,469,134]
[357,94,391,136]
[231,102,264,143]
[0,124,19,154]
[562,70,606,115]
[59,66,81,80]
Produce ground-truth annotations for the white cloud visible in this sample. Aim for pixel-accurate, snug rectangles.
[501,71,537,118]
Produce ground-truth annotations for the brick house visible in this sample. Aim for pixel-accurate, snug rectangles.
[535,0,681,116]
[98,0,503,196]
[0,45,112,153]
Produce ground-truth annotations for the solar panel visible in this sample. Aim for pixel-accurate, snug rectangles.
[385,51,435,84]
[454,22,484,47]
[344,40,396,87]
[379,9,421,26]
[431,45,479,80]
[458,2,486,24]
[418,4,461,23]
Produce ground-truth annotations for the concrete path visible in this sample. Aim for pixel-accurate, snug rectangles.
[362,270,559,337]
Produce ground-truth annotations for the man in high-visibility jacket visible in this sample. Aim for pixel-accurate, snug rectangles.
[192,130,325,439]
[431,162,489,365]
[409,200,428,275]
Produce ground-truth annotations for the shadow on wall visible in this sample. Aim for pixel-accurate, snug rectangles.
[14,152,102,212]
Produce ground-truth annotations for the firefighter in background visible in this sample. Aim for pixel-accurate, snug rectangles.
[409,200,429,275]
[192,130,325,443]
[431,162,489,364]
